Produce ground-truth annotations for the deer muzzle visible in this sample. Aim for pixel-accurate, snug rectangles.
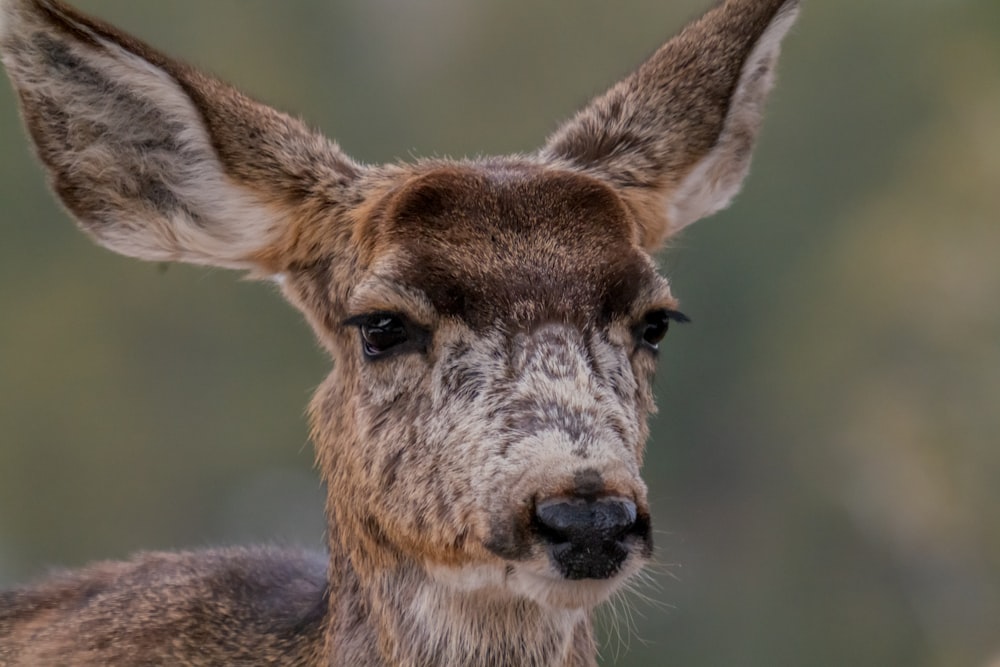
[534,495,648,580]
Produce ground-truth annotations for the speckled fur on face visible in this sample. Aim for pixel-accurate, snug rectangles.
[309,168,669,562]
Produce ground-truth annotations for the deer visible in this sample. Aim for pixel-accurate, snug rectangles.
[0,0,799,664]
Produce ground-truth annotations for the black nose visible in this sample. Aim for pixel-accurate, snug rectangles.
[534,496,646,580]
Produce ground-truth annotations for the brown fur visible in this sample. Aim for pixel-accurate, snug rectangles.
[0,0,799,664]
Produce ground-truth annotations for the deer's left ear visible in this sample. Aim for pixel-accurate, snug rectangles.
[540,0,799,251]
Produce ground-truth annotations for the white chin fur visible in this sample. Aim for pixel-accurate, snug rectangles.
[426,556,642,610]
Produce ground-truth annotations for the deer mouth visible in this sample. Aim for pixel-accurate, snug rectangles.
[505,533,652,610]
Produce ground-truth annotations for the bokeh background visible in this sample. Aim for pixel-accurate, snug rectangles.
[2,1,998,665]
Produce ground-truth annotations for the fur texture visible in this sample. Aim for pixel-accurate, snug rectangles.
[0,0,799,664]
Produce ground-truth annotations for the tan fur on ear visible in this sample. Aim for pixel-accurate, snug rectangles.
[0,0,365,271]
[541,0,799,250]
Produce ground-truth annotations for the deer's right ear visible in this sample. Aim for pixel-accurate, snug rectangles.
[540,0,799,251]
[0,0,365,272]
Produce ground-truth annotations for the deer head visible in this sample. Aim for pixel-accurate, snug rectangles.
[0,0,798,659]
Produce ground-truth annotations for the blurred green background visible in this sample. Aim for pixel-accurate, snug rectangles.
[1,1,998,665]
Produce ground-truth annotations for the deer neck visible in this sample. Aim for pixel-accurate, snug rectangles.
[321,514,593,667]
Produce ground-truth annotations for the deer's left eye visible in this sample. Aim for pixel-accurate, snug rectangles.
[636,309,689,351]
[344,313,426,360]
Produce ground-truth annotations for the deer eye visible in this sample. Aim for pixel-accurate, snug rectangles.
[636,309,689,351]
[344,313,424,360]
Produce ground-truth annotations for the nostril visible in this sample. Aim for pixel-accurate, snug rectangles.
[534,496,638,544]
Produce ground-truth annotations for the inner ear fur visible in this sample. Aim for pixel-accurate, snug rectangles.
[540,0,800,250]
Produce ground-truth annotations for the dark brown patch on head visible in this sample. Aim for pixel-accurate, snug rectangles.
[372,163,657,330]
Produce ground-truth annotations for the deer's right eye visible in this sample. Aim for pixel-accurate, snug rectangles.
[344,313,426,360]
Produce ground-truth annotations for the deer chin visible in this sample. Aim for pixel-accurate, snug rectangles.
[425,551,647,611]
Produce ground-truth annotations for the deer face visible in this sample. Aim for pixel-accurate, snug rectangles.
[297,164,674,608]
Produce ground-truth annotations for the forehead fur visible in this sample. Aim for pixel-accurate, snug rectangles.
[364,162,661,329]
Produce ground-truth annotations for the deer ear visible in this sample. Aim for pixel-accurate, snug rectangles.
[0,0,365,272]
[540,0,799,251]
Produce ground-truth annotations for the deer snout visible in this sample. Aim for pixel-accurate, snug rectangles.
[533,495,649,580]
